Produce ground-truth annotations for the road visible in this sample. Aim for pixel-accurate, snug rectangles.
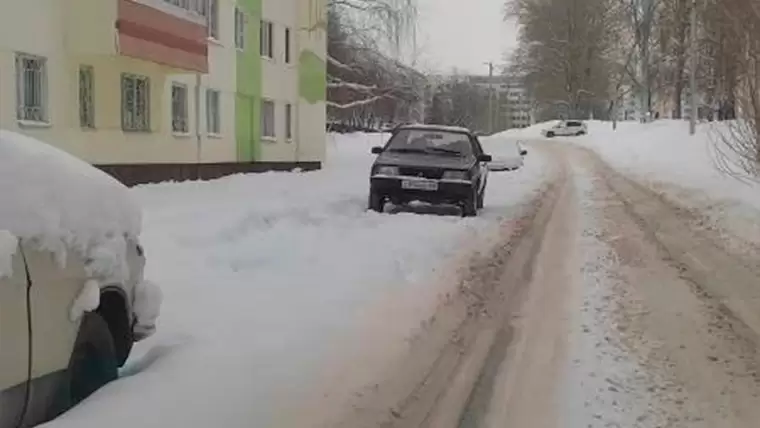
[299,141,760,428]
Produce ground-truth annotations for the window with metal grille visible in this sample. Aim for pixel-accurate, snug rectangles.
[285,103,293,140]
[262,99,275,138]
[261,20,274,59]
[172,83,189,133]
[121,74,150,132]
[79,66,95,128]
[15,53,48,123]
[206,89,221,135]
[235,8,246,50]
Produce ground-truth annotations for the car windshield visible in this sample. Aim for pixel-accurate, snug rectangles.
[385,129,474,157]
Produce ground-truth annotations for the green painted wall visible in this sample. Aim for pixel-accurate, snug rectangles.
[235,0,262,162]
[298,50,326,104]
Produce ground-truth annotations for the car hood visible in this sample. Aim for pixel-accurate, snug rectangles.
[375,152,475,170]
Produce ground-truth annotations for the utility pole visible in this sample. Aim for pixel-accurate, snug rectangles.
[485,61,495,135]
[689,0,698,135]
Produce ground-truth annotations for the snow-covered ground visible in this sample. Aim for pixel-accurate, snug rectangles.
[46,133,550,428]
[503,120,760,247]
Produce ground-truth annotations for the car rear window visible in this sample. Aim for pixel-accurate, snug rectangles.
[567,121,582,127]
[386,129,474,157]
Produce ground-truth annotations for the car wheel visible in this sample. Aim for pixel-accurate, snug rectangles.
[66,313,119,406]
[577,131,585,136]
[461,189,478,217]
[546,131,555,138]
[368,191,384,213]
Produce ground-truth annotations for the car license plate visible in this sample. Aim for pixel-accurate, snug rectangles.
[402,180,438,191]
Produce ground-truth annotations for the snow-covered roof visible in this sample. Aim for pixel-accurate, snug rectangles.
[0,131,142,258]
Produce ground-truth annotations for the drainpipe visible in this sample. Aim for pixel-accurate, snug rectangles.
[295,101,301,165]
[195,72,202,179]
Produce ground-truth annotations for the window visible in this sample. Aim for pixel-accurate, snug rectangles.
[206,89,221,135]
[15,53,48,123]
[171,83,189,133]
[284,28,291,64]
[261,20,274,59]
[261,99,275,139]
[285,103,293,140]
[207,0,219,39]
[79,65,95,128]
[235,8,245,49]
[121,74,150,132]
[164,0,207,16]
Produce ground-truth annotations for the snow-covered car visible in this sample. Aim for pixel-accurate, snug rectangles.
[0,131,162,428]
[488,140,529,171]
[368,124,492,217]
[542,120,588,137]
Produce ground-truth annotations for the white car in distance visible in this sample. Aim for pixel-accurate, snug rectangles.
[541,120,588,138]
[0,131,162,428]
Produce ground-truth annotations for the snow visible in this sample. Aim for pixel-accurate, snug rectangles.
[483,136,525,170]
[69,280,101,322]
[560,170,665,427]
[0,230,17,278]
[131,280,163,340]
[45,132,551,428]
[509,120,760,246]
[399,123,474,134]
[0,130,141,279]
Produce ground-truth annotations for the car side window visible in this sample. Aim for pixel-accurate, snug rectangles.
[470,136,484,156]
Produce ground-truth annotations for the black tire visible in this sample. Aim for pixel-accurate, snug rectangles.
[461,189,478,217]
[67,313,119,406]
[546,131,555,138]
[577,131,585,136]
[368,191,384,212]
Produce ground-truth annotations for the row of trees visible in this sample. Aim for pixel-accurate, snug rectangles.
[507,0,760,176]
[326,0,425,130]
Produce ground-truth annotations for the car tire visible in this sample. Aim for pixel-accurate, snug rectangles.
[546,131,555,138]
[66,312,119,406]
[462,189,478,217]
[577,131,585,136]
[368,191,384,213]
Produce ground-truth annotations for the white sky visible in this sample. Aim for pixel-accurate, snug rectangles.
[415,0,519,75]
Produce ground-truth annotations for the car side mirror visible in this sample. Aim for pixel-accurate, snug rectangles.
[520,149,528,156]
[371,146,383,155]
[478,154,493,162]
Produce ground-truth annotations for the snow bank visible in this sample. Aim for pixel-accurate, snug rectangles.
[509,120,760,246]
[575,121,760,242]
[46,132,551,428]
[0,130,141,280]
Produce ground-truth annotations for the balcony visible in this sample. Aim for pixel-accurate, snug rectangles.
[116,0,208,73]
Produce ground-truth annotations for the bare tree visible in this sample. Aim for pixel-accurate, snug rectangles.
[508,0,618,120]
[326,0,424,123]
[711,0,760,179]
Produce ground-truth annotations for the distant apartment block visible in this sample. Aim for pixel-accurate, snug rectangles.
[467,75,534,131]
[0,0,327,184]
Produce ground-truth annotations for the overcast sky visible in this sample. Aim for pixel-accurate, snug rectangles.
[415,0,519,76]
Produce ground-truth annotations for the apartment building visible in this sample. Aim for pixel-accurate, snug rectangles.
[0,0,326,184]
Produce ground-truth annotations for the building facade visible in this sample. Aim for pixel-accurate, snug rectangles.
[0,0,326,184]
[467,75,534,132]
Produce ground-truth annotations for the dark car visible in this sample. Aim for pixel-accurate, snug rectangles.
[368,125,492,217]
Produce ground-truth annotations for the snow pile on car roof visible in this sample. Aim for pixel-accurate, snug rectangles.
[0,131,141,266]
